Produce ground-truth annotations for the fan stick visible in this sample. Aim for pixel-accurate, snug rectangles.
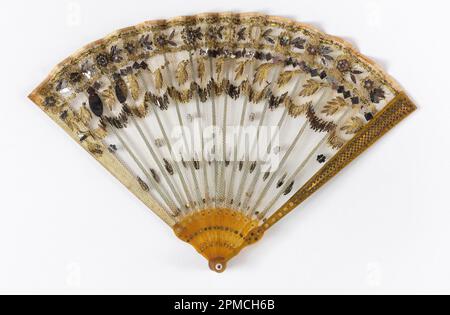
[104,73,191,213]
[260,131,328,218]
[225,57,255,207]
[90,81,184,215]
[154,53,202,211]
[225,27,263,208]
[217,23,241,207]
[259,107,353,218]
[148,97,196,213]
[249,89,330,215]
[137,72,200,211]
[108,125,178,217]
[240,104,290,213]
[236,83,326,241]
[189,52,216,249]
[188,53,210,209]
[240,75,306,213]
[143,59,202,211]
[233,95,268,209]
[130,115,189,212]
[161,54,203,210]
[208,57,220,208]
[218,68,230,206]
[233,66,282,210]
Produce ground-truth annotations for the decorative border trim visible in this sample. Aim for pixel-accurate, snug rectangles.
[30,12,402,100]
[246,92,416,242]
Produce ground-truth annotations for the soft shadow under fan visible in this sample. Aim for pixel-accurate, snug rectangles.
[29,13,416,272]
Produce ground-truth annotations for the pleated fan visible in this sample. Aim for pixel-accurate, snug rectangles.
[29,13,416,272]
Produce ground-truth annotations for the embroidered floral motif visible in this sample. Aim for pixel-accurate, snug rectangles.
[96,53,109,68]
[139,35,154,51]
[154,31,176,49]
[207,26,225,41]
[182,27,203,46]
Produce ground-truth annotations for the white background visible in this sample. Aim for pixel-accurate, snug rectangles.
[0,0,449,294]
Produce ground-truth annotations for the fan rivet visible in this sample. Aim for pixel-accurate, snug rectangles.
[209,258,227,273]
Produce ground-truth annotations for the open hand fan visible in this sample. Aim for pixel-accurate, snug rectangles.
[29,13,416,272]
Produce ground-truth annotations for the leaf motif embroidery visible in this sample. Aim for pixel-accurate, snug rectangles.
[79,105,92,126]
[240,80,250,95]
[66,112,87,133]
[176,60,189,86]
[154,68,164,91]
[101,87,117,111]
[131,102,149,118]
[328,130,346,150]
[128,75,140,101]
[291,37,306,49]
[341,116,364,135]
[176,89,193,104]
[237,27,247,41]
[254,63,274,85]
[249,85,270,103]
[197,58,206,83]
[277,70,300,88]
[86,141,103,156]
[299,79,325,97]
[288,100,310,118]
[215,58,224,79]
[262,29,275,44]
[321,97,347,116]
[234,60,249,81]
